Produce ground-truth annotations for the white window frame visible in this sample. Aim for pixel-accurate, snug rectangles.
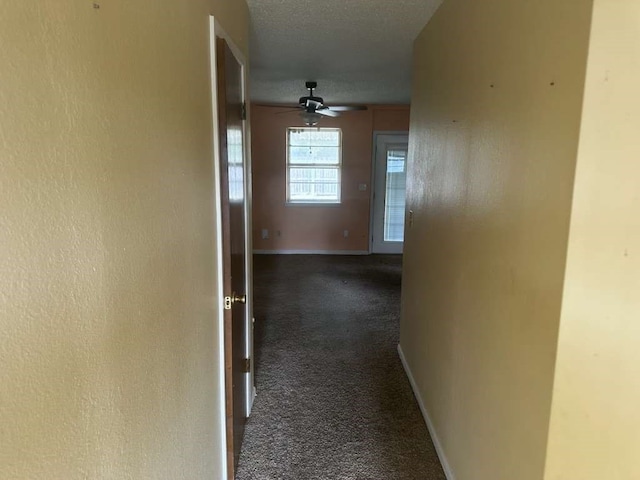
[286,127,342,205]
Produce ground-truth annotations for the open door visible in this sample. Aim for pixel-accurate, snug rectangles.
[216,36,250,478]
[371,133,409,254]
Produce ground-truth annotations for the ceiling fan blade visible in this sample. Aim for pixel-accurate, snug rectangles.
[326,105,368,112]
[305,98,324,110]
[275,108,302,115]
[317,108,340,117]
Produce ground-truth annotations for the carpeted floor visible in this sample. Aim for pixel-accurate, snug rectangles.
[235,255,446,480]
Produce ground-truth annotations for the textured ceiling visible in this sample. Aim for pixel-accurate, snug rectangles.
[246,0,443,105]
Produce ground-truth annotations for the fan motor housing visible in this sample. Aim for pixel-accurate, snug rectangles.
[299,96,324,109]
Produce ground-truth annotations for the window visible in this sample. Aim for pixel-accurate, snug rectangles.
[286,127,342,204]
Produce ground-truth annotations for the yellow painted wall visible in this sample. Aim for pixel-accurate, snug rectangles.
[400,0,592,478]
[544,1,640,478]
[0,0,247,478]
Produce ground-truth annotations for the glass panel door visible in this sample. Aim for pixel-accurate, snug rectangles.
[383,148,407,242]
[371,134,409,254]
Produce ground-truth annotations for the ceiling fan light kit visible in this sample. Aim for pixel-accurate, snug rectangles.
[301,111,322,126]
[295,81,368,126]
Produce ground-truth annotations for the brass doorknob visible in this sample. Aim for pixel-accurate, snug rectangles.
[232,293,246,304]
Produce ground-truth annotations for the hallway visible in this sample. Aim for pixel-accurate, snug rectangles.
[236,255,446,480]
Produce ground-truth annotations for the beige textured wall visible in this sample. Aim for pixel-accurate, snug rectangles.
[251,105,409,252]
[0,0,247,478]
[544,1,640,478]
[399,0,592,478]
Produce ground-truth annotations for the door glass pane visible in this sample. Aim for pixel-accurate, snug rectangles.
[384,148,407,242]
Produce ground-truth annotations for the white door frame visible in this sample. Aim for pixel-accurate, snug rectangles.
[369,132,409,254]
[209,16,255,480]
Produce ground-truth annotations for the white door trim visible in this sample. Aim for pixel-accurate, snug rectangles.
[370,132,409,254]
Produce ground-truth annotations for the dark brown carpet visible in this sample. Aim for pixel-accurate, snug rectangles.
[235,255,446,480]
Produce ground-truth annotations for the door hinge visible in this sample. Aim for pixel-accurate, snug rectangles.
[224,296,232,310]
[241,102,247,121]
[241,358,251,373]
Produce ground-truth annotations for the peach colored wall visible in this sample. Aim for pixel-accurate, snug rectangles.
[251,105,409,252]
[373,107,411,131]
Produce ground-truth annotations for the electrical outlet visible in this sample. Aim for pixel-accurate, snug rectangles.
[343,230,349,238]
[261,229,269,239]
[358,183,367,191]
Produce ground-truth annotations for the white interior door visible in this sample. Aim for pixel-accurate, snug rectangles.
[371,134,409,254]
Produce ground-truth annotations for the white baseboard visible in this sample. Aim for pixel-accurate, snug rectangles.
[397,344,456,480]
[253,249,370,255]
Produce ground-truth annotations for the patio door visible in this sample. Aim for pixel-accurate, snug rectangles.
[371,134,408,254]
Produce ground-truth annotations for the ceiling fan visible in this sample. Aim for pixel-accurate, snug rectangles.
[294,81,367,126]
